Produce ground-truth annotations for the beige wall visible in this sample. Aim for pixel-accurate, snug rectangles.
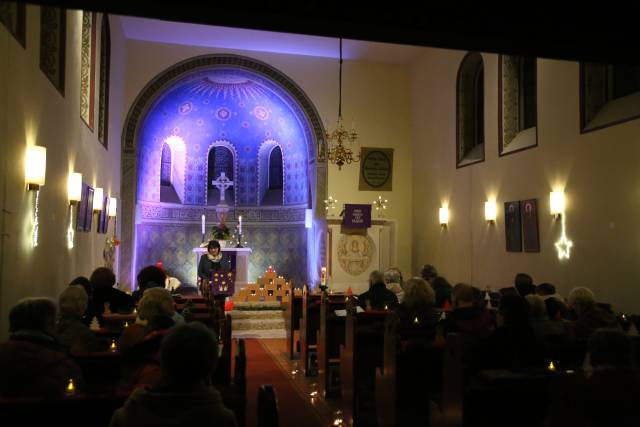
[0,7,126,338]
[411,48,640,312]
[123,40,414,280]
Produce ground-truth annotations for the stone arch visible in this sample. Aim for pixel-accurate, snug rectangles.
[205,139,238,206]
[120,54,328,287]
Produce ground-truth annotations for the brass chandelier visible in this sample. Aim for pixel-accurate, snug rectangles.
[326,38,360,170]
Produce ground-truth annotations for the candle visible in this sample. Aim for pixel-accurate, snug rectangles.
[238,215,242,234]
[201,214,205,235]
[321,267,327,286]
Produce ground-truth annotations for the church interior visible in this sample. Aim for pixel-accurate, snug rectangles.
[1,2,639,426]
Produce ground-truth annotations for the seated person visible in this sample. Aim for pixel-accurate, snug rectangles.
[514,273,536,297]
[567,287,619,340]
[395,277,439,329]
[545,329,640,427]
[431,276,453,308]
[0,298,82,398]
[465,294,544,373]
[55,285,99,353]
[525,294,569,340]
[88,267,135,323]
[68,276,93,324]
[420,264,438,285]
[133,265,167,302]
[383,268,404,303]
[110,322,237,427]
[357,270,399,311]
[536,282,564,301]
[119,288,184,353]
[443,283,493,339]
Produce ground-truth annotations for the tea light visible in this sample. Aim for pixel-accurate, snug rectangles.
[66,378,76,395]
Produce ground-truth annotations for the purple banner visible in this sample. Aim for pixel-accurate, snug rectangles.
[343,204,372,228]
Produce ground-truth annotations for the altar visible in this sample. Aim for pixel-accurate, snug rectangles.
[192,246,253,288]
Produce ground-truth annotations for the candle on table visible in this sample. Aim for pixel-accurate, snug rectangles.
[201,214,205,235]
[321,267,327,286]
[239,215,242,234]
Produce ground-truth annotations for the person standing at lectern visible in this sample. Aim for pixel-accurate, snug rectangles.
[198,240,232,284]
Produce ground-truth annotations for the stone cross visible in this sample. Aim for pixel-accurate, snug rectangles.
[212,172,233,203]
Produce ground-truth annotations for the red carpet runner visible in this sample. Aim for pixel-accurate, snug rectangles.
[243,339,323,427]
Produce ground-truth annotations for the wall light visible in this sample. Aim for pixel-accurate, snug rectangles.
[68,172,82,204]
[25,146,46,190]
[93,187,104,211]
[108,197,117,217]
[484,200,497,223]
[550,191,565,219]
[439,207,449,226]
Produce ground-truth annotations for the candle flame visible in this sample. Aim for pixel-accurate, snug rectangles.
[548,361,556,371]
[66,378,75,394]
[110,339,117,351]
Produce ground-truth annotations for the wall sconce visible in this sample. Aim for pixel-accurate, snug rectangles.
[66,172,82,249]
[68,173,82,204]
[484,200,497,223]
[439,207,449,227]
[550,191,565,219]
[25,146,47,190]
[108,197,117,217]
[93,187,104,212]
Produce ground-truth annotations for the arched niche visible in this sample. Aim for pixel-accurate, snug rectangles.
[206,140,237,205]
[257,139,284,206]
[120,54,328,288]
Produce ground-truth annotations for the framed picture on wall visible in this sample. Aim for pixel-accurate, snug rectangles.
[504,201,522,252]
[521,198,540,252]
[97,196,109,234]
[76,184,94,232]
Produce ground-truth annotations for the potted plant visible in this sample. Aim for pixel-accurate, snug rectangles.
[211,222,231,246]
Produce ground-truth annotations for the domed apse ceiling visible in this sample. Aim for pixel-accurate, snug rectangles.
[137,67,309,206]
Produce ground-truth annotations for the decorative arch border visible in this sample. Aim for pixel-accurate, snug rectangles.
[205,139,239,206]
[256,139,285,206]
[119,54,328,287]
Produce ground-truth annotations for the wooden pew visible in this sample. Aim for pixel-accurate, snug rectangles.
[340,300,391,427]
[257,384,279,427]
[317,293,347,398]
[219,338,247,427]
[71,351,123,394]
[284,292,303,359]
[213,314,233,385]
[376,314,442,427]
[299,285,321,376]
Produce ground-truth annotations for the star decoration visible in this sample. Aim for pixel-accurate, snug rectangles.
[373,195,388,217]
[555,235,573,259]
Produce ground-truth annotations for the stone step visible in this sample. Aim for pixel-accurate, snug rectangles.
[229,310,284,320]
[231,318,285,331]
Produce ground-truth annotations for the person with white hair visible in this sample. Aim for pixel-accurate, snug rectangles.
[567,287,619,340]
[383,268,404,303]
[357,270,399,311]
[55,285,99,353]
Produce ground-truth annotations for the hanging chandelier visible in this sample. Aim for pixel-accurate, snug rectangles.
[326,38,360,170]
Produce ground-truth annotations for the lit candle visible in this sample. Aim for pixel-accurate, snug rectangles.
[238,215,242,234]
[110,339,117,352]
[547,361,556,371]
[201,214,205,235]
[320,267,327,286]
[66,378,76,395]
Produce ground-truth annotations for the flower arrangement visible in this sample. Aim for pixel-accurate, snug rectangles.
[211,222,231,240]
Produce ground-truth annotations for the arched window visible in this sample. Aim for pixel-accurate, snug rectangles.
[207,146,235,205]
[98,14,110,148]
[160,143,172,186]
[499,55,538,156]
[581,62,640,133]
[456,52,485,168]
[268,146,283,189]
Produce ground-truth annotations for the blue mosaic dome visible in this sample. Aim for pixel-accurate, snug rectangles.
[137,68,310,206]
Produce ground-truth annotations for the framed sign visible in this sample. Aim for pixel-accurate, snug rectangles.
[359,147,393,191]
[343,204,371,228]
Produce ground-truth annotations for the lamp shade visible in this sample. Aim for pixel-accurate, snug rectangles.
[439,207,449,225]
[108,197,117,217]
[93,187,104,211]
[68,173,82,203]
[550,191,565,216]
[25,146,47,188]
[484,200,497,222]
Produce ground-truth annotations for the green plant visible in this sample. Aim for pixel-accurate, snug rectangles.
[211,223,231,240]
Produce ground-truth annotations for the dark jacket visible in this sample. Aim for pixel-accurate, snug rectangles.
[357,282,399,311]
[110,386,237,427]
[55,314,99,353]
[198,254,232,282]
[443,306,494,339]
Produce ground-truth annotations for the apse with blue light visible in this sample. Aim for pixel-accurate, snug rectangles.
[134,66,316,287]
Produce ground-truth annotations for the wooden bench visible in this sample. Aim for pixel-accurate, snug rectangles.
[284,293,303,360]
[376,314,442,427]
[299,285,322,376]
[340,301,391,427]
[317,293,347,398]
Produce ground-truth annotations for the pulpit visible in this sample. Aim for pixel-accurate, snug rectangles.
[193,247,252,290]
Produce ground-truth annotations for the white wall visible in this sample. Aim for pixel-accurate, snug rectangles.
[122,40,415,282]
[0,7,126,338]
[411,47,640,312]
